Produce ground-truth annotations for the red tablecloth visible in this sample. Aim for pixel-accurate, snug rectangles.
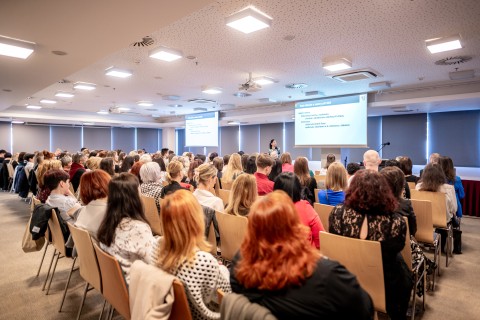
[461,180,480,217]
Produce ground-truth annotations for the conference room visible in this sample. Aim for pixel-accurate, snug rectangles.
[1,0,479,319]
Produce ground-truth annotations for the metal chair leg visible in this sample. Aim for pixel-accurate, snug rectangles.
[36,242,49,277]
[76,282,90,320]
[59,257,77,312]
[98,299,107,320]
[46,252,62,295]
[42,248,57,291]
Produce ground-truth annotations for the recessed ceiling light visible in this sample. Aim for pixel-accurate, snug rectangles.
[202,86,223,94]
[73,82,96,90]
[253,76,275,85]
[228,120,241,125]
[55,92,75,98]
[137,101,153,107]
[117,107,131,111]
[0,35,35,59]
[426,35,462,53]
[149,46,183,61]
[83,122,94,126]
[225,7,272,34]
[12,120,25,124]
[105,67,133,78]
[97,110,109,115]
[39,99,57,104]
[322,58,352,72]
[26,105,42,109]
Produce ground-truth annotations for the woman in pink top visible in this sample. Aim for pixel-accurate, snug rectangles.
[273,172,324,248]
[280,152,294,172]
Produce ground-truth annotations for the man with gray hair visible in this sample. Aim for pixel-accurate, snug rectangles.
[363,150,382,171]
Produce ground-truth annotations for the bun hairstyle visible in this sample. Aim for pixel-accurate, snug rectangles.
[195,163,217,185]
[166,160,183,183]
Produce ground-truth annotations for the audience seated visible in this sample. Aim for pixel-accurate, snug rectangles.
[139,161,163,213]
[329,169,412,320]
[224,174,257,216]
[97,173,157,285]
[69,153,86,193]
[222,153,243,184]
[318,162,347,206]
[398,156,419,184]
[44,169,82,222]
[75,170,111,239]
[184,159,201,189]
[230,191,373,319]
[274,173,324,249]
[439,156,465,220]
[193,163,224,212]
[152,190,231,320]
[119,155,135,173]
[161,160,188,198]
[293,157,317,205]
[130,161,143,183]
[267,158,282,182]
[280,152,294,172]
[363,150,381,171]
[324,153,336,169]
[36,159,63,202]
[244,155,257,174]
[416,163,458,224]
[346,162,361,186]
[99,157,115,177]
[384,160,411,199]
[254,154,274,196]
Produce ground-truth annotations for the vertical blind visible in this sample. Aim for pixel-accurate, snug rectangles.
[112,127,135,152]
[50,126,82,152]
[83,127,111,151]
[12,124,50,153]
[137,128,161,153]
[0,122,11,151]
[240,124,260,154]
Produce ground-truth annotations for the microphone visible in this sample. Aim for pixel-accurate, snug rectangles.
[382,142,391,146]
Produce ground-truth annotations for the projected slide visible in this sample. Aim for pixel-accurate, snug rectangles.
[295,94,367,147]
[185,112,219,147]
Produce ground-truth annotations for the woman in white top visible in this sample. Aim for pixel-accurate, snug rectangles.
[44,169,81,222]
[193,163,224,212]
[75,170,111,239]
[152,189,231,320]
[416,163,457,222]
[97,173,157,285]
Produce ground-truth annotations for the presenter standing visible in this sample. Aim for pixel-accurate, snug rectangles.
[268,139,281,157]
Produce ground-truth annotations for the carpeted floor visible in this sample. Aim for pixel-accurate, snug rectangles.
[0,191,479,319]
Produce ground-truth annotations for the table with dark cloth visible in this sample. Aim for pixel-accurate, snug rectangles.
[461,180,480,217]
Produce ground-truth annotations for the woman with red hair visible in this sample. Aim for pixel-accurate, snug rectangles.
[329,169,412,320]
[230,191,373,319]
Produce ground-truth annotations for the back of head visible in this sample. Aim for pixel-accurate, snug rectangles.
[223,154,230,166]
[439,156,455,181]
[37,160,62,187]
[99,157,115,176]
[273,172,302,202]
[256,153,273,169]
[384,159,400,168]
[60,155,72,168]
[236,190,319,290]
[379,166,405,199]
[346,162,361,176]
[419,163,446,192]
[196,163,217,185]
[86,157,101,170]
[345,169,396,214]
[140,161,161,183]
[72,152,84,164]
[244,156,257,174]
[293,157,310,186]
[363,150,380,169]
[166,160,183,183]
[139,154,152,163]
[24,153,35,162]
[80,169,111,204]
[212,157,224,172]
[120,156,135,172]
[130,161,143,181]
[209,152,218,162]
[43,169,69,191]
[429,153,440,164]
[225,174,257,216]
[158,190,210,272]
[325,162,347,191]
[280,152,292,165]
[398,156,413,175]
[97,173,145,246]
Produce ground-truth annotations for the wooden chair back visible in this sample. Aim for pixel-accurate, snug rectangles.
[170,280,193,320]
[407,181,416,190]
[162,180,169,187]
[410,190,447,228]
[217,288,225,305]
[217,189,231,207]
[320,232,386,313]
[48,209,68,257]
[140,195,162,236]
[68,224,102,292]
[313,203,334,231]
[410,199,434,244]
[6,163,14,179]
[314,170,321,176]
[215,211,248,261]
[314,188,320,203]
[93,243,130,320]
[314,175,326,189]
[221,181,233,191]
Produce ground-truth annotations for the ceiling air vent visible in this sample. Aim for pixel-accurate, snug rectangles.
[330,70,378,83]
[131,36,154,47]
[391,106,414,113]
[188,98,216,104]
[435,56,472,66]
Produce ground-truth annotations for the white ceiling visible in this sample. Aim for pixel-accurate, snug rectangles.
[1,0,480,128]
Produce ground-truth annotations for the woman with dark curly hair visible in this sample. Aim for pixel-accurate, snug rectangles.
[329,169,412,320]
[230,191,373,319]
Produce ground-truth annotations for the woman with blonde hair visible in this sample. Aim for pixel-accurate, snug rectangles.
[152,190,231,320]
[193,163,224,212]
[318,162,348,206]
[222,153,243,185]
[160,160,187,198]
[36,159,62,202]
[230,191,373,319]
[224,174,257,216]
[85,156,102,170]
